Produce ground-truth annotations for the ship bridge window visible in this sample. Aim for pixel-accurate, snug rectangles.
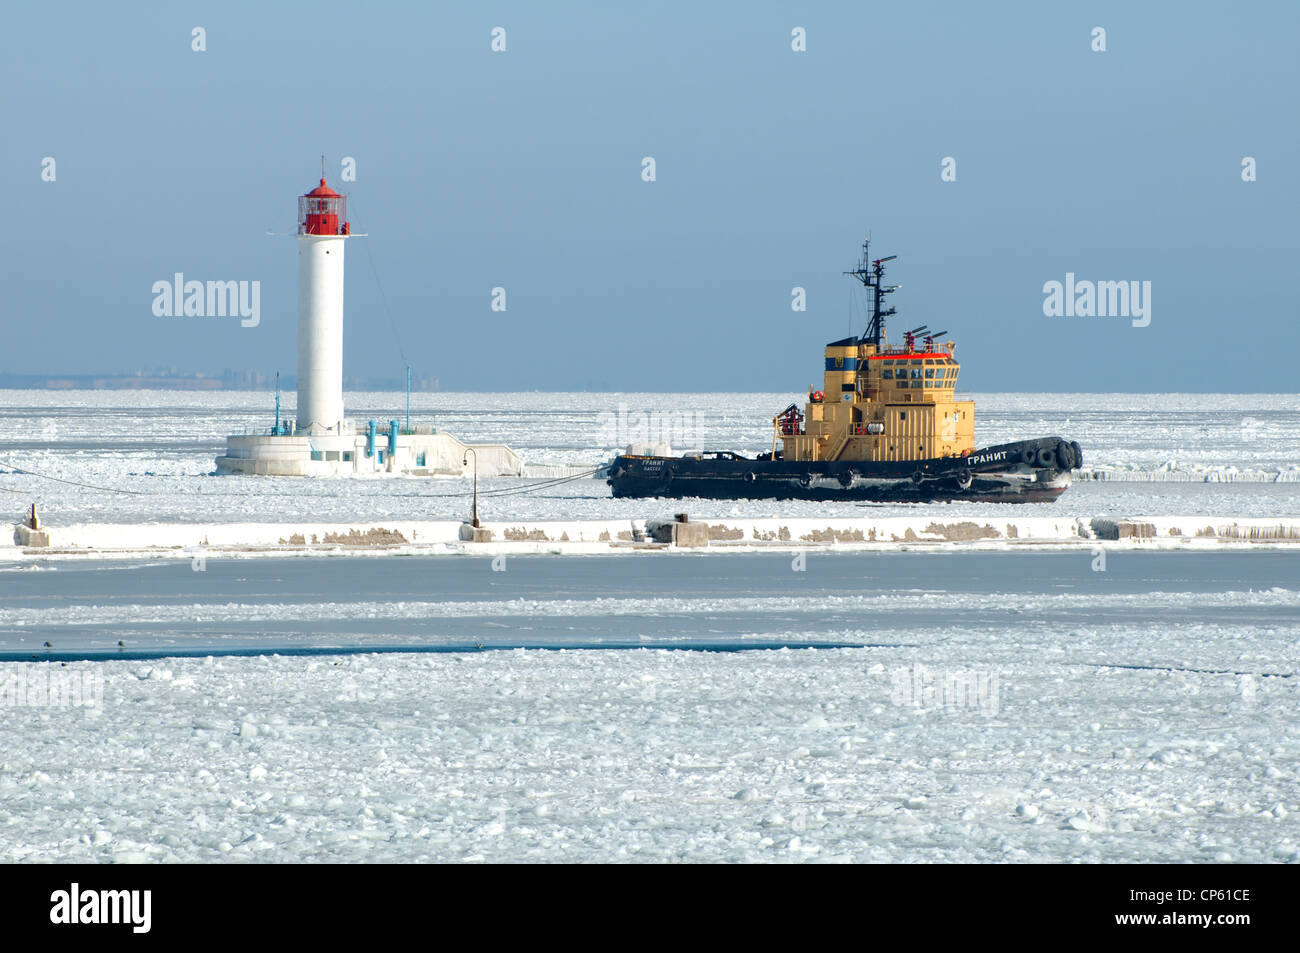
[924,369,935,378]
[882,369,893,379]
[911,368,923,379]
[936,368,946,378]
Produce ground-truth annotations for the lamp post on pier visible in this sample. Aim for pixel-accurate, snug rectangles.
[463,448,479,528]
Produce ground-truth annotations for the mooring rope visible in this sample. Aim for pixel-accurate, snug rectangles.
[414,467,604,499]
[0,458,146,495]
[0,455,601,501]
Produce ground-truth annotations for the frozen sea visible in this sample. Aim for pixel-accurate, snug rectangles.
[1,390,1299,523]
[1,552,1297,863]
[0,392,1297,862]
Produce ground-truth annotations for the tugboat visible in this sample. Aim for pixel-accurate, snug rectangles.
[607,239,1082,503]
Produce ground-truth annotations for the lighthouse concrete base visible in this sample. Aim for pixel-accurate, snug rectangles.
[216,425,523,477]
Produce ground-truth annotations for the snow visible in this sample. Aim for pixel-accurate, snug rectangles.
[1,644,1295,863]
[1,391,1297,862]
[3,585,1297,634]
[3,391,1300,526]
[6,513,1299,561]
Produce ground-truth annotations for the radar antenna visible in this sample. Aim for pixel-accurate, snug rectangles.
[844,238,899,346]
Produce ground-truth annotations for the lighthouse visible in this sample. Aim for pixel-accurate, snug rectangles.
[296,175,351,433]
[215,161,524,478]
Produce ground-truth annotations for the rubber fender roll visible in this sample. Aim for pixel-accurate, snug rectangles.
[742,470,756,483]
[798,472,814,488]
[956,468,973,489]
[911,470,925,485]
[1036,446,1057,469]
[1055,440,1074,470]
[1020,447,1036,466]
[1071,440,1083,469]
[838,469,855,488]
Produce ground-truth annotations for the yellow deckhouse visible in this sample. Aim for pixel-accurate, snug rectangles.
[774,243,974,464]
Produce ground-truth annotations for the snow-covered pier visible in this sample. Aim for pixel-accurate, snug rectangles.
[8,514,1300,558]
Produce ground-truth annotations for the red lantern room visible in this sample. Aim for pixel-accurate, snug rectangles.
[298,179,349,236]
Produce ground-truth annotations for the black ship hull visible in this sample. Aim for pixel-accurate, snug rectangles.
[608,436,1081,503]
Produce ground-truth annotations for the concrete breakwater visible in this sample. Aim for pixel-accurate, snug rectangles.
[9,515,1300,556]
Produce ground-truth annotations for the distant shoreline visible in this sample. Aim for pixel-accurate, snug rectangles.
[0,380,1293,396]
[0,374,439,392]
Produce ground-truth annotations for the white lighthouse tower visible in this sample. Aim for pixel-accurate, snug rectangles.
[215,161,524,478]
[296,175,350,433]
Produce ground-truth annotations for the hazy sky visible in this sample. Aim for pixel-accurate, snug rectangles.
[3,1,1295,391]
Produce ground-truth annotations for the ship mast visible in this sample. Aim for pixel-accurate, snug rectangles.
[844,238,898,347]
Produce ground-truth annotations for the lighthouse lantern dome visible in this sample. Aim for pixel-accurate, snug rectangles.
[298,179,349,236]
